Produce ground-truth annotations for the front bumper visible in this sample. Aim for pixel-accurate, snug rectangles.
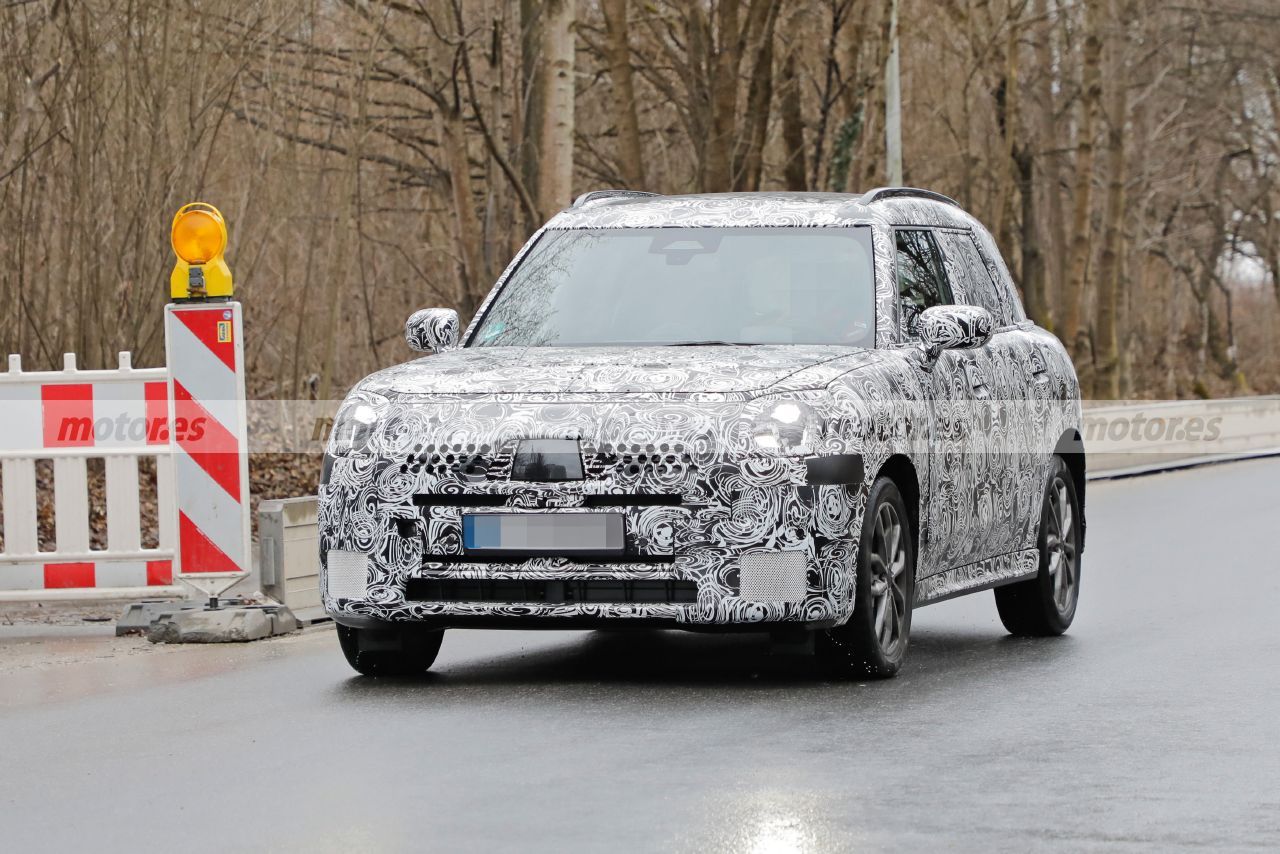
[319,446,867,628]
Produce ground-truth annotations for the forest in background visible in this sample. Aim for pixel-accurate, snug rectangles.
[2,0,1279,404]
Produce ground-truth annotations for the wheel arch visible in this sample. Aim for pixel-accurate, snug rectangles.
[1053,428,1086,551]
[872,454,921,550]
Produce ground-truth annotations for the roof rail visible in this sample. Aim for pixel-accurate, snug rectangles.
[570,189,660,208]
[859,187,961,208]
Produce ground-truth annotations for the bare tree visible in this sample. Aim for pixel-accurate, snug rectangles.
[1091,0,1134,399]
[538,0,576,215]
[1062,0,1103,359]
[1,0,1277,417]
[602,0,645,188]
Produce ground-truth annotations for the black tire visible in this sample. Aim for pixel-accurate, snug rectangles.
[337,624,444,677]
[995,455,1082,636]
[816,477,915,679]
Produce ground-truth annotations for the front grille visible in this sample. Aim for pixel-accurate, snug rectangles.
[405,578,697,604]
[585,443,696,480]
[397,441,697,484]
[399,445,513,481]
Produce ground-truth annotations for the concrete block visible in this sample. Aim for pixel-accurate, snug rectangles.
[116,600,197,636]
[117,597,255,635]
[147,605,300,644]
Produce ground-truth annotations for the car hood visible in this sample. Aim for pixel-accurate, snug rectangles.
[357,345,884,397]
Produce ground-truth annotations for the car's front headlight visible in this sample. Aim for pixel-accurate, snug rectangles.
[750,399,824,456]
[329,394,387,457]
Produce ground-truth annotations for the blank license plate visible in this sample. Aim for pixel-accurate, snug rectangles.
[462,513,625,554]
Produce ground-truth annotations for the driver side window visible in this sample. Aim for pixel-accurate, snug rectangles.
[894,229,953,338]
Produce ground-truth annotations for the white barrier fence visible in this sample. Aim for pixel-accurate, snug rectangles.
[0,352,182,599]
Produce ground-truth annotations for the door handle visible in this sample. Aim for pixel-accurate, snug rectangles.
[962,360,991,396]
[959,358,994,435]
[1025,349,1050,384]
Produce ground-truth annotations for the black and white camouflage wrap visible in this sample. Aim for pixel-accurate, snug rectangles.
[405,307,460,354]
[918,304,995,352]
[319,192,1082,628]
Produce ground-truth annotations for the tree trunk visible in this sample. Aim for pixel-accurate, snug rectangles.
[990,11,1023,255]
[1262,190,1280,307]
[810,0,853,189]
[537,0,576,217]
[732,2,778,191]
[1091,7,1129,400]
[998,5,1045,324]
[1015,146,1047,326]
[441,107,486,321]
[521,0,545,222]
[483,15,508,285]
[1162,258,1181,398]
[703,0,741,192]
[1194,292,1210,395]
[602,0,645,188]
[830,1,871,193]
[780,48,806,190]
[1063,0,1101,358]
[860,0,896,191]
[1117,230,1135,397]
[1035,0,1065,326]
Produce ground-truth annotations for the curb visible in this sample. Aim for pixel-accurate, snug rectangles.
[1087,448,1280,481]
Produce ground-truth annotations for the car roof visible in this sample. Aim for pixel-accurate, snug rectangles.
[547,189,978,231]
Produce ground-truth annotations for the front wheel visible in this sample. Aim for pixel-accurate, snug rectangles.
[995,455,1082,636]
[816,477,915,679]
[337,624,444,677]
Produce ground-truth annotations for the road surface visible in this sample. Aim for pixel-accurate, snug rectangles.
[2,458,1278,852]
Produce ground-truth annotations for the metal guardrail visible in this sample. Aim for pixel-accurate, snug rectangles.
[1083,397,1280,476]
[254,397,1280,610]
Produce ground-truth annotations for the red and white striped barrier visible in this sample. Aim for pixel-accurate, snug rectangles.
[164,302,251,596]
[1,202,254,603]
[0,352,180,597]
[1,302,253,600]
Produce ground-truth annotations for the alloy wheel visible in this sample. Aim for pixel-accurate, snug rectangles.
[1045,474,1078,616]
[868,502,909,656]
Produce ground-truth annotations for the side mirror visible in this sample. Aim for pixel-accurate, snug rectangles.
[405,308,460,353]
[918,304,994,360]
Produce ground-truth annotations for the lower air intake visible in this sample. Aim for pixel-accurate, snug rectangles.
[405,578,697,605]
[739,551,807,603]
[326,550,369,600]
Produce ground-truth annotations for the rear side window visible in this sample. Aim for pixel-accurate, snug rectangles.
[893,229,952,338]
[934,230,1007,325]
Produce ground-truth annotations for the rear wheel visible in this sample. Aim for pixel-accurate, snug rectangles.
[337,624,444,677]
[995,455,1081,636]
[816,477,915,679]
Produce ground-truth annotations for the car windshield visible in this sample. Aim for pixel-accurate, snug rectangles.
[468,226,875,347]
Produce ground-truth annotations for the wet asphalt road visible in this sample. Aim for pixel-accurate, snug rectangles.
[2,458,1279,852]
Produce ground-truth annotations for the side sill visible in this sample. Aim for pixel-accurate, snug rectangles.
[914,549,1040,607]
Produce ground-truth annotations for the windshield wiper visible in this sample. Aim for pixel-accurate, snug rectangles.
[664,340,756,347]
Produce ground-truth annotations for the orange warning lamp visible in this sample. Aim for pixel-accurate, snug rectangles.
[170,203,233,300]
